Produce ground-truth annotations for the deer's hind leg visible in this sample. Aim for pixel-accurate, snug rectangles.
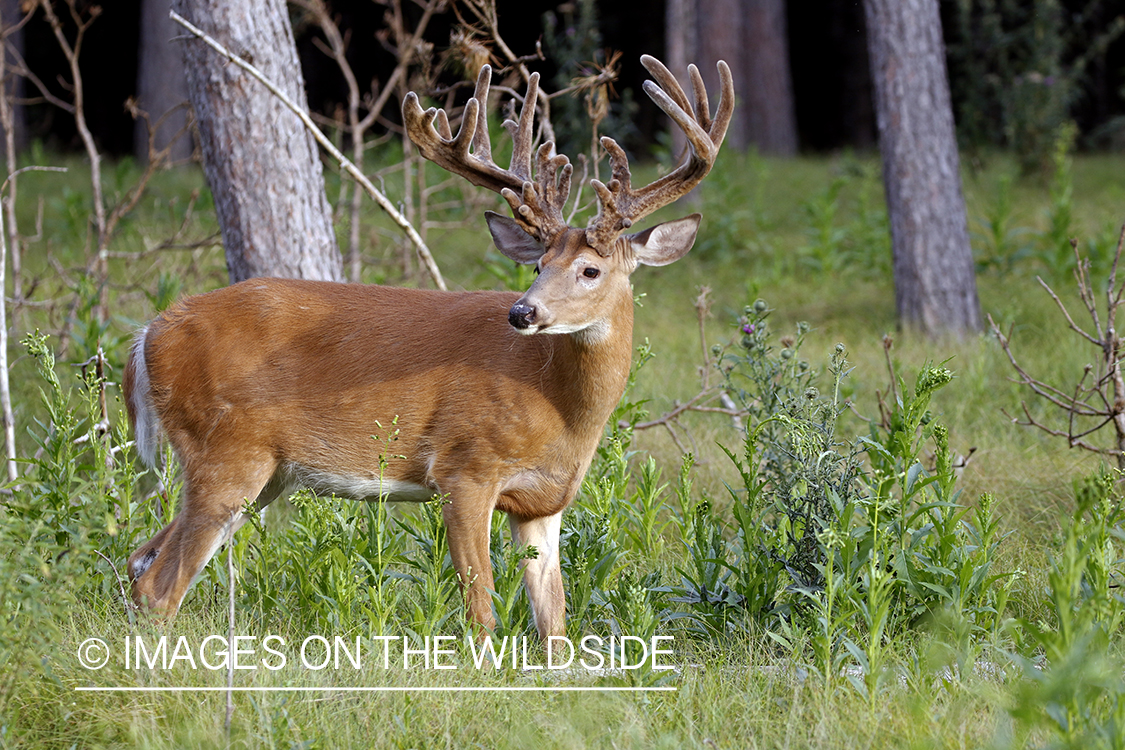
[129,452,279,617]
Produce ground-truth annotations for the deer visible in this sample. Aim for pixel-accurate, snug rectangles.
[123,54,733,641]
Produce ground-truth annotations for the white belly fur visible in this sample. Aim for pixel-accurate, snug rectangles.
[288,465,435,503]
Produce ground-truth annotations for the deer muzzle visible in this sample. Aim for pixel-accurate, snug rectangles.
[508,302,537,330]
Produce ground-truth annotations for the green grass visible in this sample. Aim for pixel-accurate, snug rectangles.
[7,619,1023,749]
[3,148,1125,748]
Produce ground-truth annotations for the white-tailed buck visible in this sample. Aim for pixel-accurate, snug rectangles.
[124,55,733,638]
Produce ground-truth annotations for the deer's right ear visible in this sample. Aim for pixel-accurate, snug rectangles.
[486,211,545,265]
[628,213,701,267]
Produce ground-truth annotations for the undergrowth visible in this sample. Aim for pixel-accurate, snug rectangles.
[3,294,1125,747]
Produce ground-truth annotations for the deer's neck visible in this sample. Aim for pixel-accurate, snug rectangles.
[550,289,636,440]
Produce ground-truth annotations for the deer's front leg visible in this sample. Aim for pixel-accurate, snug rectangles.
[443,491,498,636]
[509,510,565,638]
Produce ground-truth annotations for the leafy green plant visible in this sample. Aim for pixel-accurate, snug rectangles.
[841,160,892,279]
[0,333,139,715]
[559,497,623,635]
[661,302,1011,698]
[1008,469,1125,747]
[621,456,671,562]
[796,163,891,279]
[672,476,745,634]
[972,171,1034,273]
[488,535,535,638]
[799,176,847,273]
[1036,122,1078,278]
[948,0,1124,172]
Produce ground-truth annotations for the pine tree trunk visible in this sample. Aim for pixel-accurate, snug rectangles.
[696,0,745,150]
[171,0,342,282]
[863,0,980,336]
[741,0,796,156]
[672,0,797,156]
[136,0,192,163]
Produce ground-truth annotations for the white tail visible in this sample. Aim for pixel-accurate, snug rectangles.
[124,56,734,638]
[127,327,159,468]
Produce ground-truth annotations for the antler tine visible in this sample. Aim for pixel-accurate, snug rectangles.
[537,141,573,214]
[708,60,736,145]
[642,78,713,159]
[471,65,492,161]
[434,108,453,141]
[639,55,693,120]
[503,72,541,183]
[586,56,734,253]
[551,155,574,215]
[687,64,712,133]
[584,136,634,253]
[403,66,525,196]
[499,139,572,240]
[403,66,572,243]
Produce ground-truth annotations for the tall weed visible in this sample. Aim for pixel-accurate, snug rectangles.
[664,302,1011,694]
[1008,469,1125,747]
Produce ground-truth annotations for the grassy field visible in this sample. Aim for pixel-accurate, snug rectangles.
[2,146,1125,748]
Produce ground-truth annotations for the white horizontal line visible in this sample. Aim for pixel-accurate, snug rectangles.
[75,686,675,693]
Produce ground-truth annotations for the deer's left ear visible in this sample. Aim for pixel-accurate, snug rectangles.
[486,211,545,265]
[627,214,701,267]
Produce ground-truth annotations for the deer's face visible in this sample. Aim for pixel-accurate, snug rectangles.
[487,212,703,338]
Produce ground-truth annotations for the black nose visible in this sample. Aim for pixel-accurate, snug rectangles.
[509,303,536,329]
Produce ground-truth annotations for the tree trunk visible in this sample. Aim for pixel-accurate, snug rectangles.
[696,0,745,149]
[741,0,796,156]
[670,0,798,156]
[863,0,980,336]
[664,0,695,159]
[136,0,192,162]
[171,0,342,283]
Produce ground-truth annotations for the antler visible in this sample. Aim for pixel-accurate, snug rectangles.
[402,65,572,244]
[585,55,735,255]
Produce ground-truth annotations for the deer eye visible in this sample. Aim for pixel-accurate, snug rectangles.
[583,267,601,279]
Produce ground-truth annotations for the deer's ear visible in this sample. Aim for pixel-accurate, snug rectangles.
[486,211,545,265]
[627,214,701,267]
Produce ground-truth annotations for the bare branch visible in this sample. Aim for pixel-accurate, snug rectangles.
[1037,275,1102,345]
[989,316,1104,416]
[991,227,1125,471]
[39,0,108,311]
[1009,402,1118,457]
[1,165,68,192]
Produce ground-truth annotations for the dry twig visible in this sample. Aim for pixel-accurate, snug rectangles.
[989,226,1125,469]
[293,0,445,281]
[625,287,746,453]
